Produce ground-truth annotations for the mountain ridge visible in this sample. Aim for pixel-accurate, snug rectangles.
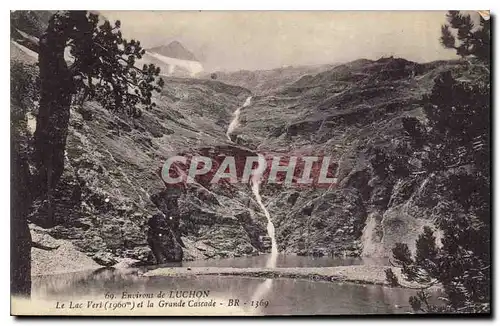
[148,41,198,62]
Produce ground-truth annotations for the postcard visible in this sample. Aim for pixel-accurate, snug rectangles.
[10,10,491,316]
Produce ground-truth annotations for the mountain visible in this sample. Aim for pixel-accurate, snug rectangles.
[11,11,487,269]
[139,41,204,78]
[14,49,258,264]
[203,63,338,95]
[232,57,474,257]
[149,41,198,61]
[10,12,204,78]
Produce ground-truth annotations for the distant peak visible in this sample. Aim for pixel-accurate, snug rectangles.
[148,41,198,62]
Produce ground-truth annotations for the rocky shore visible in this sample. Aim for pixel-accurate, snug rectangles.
[31,225,100,276]
[29,223,434,290]
[30,229,436,291]
[143,265,434,289]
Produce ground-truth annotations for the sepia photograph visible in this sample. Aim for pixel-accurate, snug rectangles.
[9,9,491,316]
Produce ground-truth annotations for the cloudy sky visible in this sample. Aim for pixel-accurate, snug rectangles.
[101,11,477,72]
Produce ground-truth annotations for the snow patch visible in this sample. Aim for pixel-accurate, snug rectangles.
[145,51,204,77]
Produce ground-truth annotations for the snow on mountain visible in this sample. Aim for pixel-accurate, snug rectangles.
[141,51,204,77]
[140,41,204,78]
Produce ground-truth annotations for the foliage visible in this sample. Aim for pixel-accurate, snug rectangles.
[402,70,489,174]
[391,14,490,312]
[385,268,399,287]
[392,212,490,313]
[11,61,39,170]
[370,148,389,178]
[395,104,490,312]
[440,11,490,63]
[402,117,425,149]
[11,61,38,176]
[10,10,166,297]
[370,147,410,180]
[10,61,40,121]
[60,11,165,117]
[391,11,490,314]
[10,10,53,38]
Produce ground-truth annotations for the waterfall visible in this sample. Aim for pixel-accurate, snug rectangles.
[251,154,278,268]
[226,97,278,308]
[226,96,277,264]
[361,213,382,257]
[248,155,278,305]
[226,96,252,141]
[226,96,278,267]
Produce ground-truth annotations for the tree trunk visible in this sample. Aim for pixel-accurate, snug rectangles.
[33,14,74,226]
[11,134,32,297]
[11,11,76,298]
[10,210,32,297]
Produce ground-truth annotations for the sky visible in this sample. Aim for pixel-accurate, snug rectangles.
[101,11,478,72]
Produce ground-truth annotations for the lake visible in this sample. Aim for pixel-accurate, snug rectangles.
[31,254,414,316]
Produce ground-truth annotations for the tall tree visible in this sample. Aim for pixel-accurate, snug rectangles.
[440,10,490,64]
[389,11,490,313]
[11,10,164,297]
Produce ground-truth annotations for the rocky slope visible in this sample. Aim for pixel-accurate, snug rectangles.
[28,55,477,266]
[11,11,485,271]
[232,57,481,257]
[24,74,274,266]
[10,11,273,269]
[202,63,337,95]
